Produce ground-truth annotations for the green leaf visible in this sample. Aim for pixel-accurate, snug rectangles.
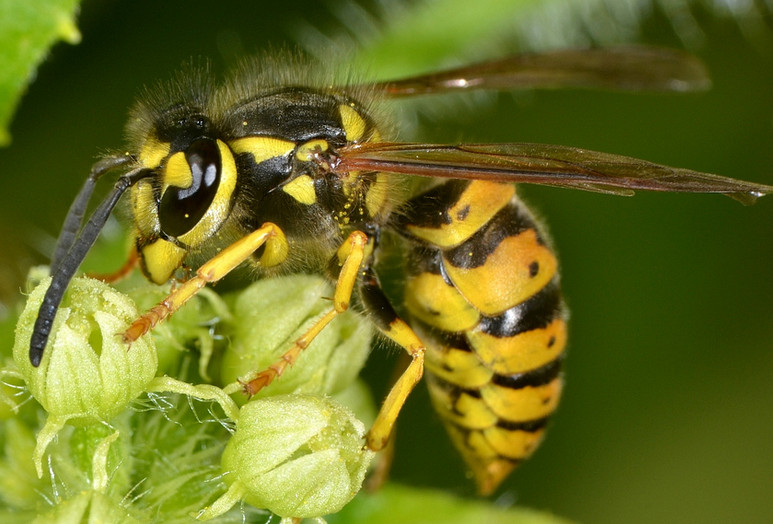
[331,483,573,524]
[0,0,81,146]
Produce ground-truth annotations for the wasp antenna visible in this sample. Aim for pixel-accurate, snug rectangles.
[30,167,152,366]
[50,155,135,273]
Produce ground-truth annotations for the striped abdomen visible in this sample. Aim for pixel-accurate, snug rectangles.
[394,179,568,495]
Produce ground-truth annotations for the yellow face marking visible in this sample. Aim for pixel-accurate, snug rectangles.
[229,136,295,164]
[407,181,515,248]
[140,238,187,284]
[131,179,159,236]
[444,228,558,315]
[282,174,316,205]
[163,152,193,189]
[139,138,170,168]
[339,103,367,142]
[469,319,567,375]
[404,272,480,332]
[480,377,563,422]
[295,139,329,162]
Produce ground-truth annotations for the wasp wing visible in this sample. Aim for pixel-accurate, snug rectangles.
[336,142,773,204]
[370,46,710,97]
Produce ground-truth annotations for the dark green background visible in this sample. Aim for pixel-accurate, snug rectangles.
[1,1,771,522]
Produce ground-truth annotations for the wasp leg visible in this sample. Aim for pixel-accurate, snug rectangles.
[123,222,288,343]
[365,350,410,491]
[242,230,369,395]
[358,266,426,452]
[87,245,139,283]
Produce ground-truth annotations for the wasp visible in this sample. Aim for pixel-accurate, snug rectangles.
[28,46,772,495]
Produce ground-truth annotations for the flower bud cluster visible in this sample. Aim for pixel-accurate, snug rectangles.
[7,269,374,520]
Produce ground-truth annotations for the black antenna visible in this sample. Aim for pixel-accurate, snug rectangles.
[50,155,134,272]
[30,166,152,366]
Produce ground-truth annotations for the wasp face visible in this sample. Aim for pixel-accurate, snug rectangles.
[131,108,240,284]
[128,85,386,284]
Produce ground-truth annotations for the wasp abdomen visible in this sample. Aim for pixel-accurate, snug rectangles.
[396,179,568,495]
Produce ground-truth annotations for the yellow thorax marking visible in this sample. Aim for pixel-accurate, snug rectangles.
[295,139,329,162]
[339,103,367,142]
[365,173,389,217]
[229,136,295,164]
[283,175,316,205]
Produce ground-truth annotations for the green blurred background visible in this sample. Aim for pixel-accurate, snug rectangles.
[1,0,772,522]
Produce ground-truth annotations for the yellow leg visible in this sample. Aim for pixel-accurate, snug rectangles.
[365,351,409,490]
[123,223,287,343]
[366,318,425,451]
[242,230,368,396]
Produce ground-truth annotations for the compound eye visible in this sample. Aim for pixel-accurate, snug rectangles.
[159,138,221,238]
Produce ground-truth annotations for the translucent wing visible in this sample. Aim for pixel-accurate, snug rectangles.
[368,46,710,97]
[335,142,773,204]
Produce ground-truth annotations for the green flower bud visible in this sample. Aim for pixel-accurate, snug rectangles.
[220,274,372,398]
[210,395,374,519]
[13,274,157,423]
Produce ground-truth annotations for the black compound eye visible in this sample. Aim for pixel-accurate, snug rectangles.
[159,138,221,238]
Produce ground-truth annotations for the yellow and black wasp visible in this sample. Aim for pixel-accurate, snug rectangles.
[28,46,772,495]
